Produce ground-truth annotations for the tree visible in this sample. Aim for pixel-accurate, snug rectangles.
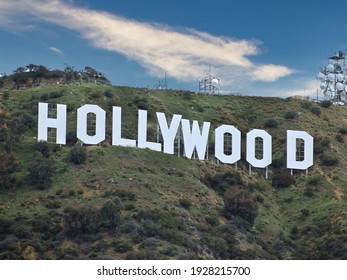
[26,64,38,72]
[13,67,25,74]
[84,66,98,77]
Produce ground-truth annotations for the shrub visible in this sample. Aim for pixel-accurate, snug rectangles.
[178,198,192,209]
[99,199,124,230]
[338,127,347,135]
[113,240,133,253]
[136,101,148,110]
[223,187,258,225]
[64,203,98,236]
[320,100,332,108]
[301,209,310,217]
[68,147,87,164]
[113,189,136,201]
[209,237,229,259]
[0,217,14,235]
[90,92,101,99]
[133,97,148,110]
[302,101,312,109]
[272,157,285,169]
[264,118,278,128]
[103,90,113,98]
[272,172,295,188]
[28,153,55,189]
[66,129,77,145]
[284,111,299,119]
[320,153,339,166]
[314,137,330,155]
[140,237,159,249]
[138,220,162,237]
[307,174,323,186]
[336,134,344,143]
[205,215,219,226]
[183,91,192,100]
[204,170,242,194]
[310,106,321,116]
[14,224,32,239]
[0,151,20,188]
[33,141,50,158]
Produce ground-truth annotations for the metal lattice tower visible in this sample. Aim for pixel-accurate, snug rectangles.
[317,50,347,103]
[199,66,221,94]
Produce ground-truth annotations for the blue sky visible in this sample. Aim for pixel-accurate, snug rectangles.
[0,0,346,97]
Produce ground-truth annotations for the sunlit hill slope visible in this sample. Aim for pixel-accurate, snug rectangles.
[0,72,346,259]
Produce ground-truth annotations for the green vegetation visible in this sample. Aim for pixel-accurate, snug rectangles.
[0,76,347,260]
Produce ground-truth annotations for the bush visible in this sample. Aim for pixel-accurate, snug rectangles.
[64,203,98,236]
[178,198,192,209]
[320,100,332,108]
[103,90,113,98]
[90,92,101,99]
[320,153,339,166]
[284,111,299,119]
[314,138,330,155]
[338,127,347,135]
[272,172,295,188]
[307,174,323,186]
[133,97,148,110]
[113,240,133,253]
[204,170,242,194]
[68,147,87,164]
[28,153,55,189]
[272,157,285,169]
[310,106,321,116]
[264,118,278,128]
[0,217,14,235]
[66,129,77,145]
[0,151,20,188]
[99,199,124,230]
[183,91,192,100]
[136,101,148,110]
[336,134,344,143]
[33,141,50,158]
[302,101,312,109]
[223,187,258,225]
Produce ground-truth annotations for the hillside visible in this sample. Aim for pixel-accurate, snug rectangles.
[0,83,346,260]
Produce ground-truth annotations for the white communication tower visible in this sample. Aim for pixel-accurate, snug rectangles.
[199,66,221,94]
[317,51,347,103]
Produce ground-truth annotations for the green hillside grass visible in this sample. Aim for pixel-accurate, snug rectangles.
[0,83,346,260]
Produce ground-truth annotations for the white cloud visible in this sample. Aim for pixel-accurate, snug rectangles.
[48,47,64,56]
[251,64,295,82]
[0,0,294,87]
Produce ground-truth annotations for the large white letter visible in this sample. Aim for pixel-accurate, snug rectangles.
[77,104,105,145]
[38,102,66,145]
[287,130,314,170]
[112,106,136,147]
[214,125,241,164]
[138,110,161,151]
[246,129,272,168]
[181,119,210,160]
[156,112,182,154]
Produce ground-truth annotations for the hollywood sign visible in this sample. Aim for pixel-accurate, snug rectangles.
[37,102,314,170]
